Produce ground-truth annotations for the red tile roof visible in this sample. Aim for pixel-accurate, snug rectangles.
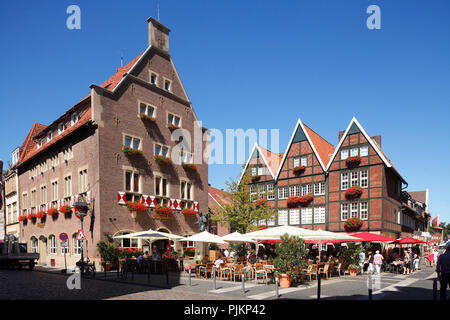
[18,50,146,167]
[257,146,284,177]
[303,123,335,168]
[208,186,233,213]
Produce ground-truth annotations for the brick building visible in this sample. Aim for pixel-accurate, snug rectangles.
[241,117,428,239]
[14,18,208,268]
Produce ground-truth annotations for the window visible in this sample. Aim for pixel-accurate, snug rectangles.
[125,171,140,193]
[396,209,400,224]
[301,156,308,167]
[180,150,193,164]
[267,184,275,200]
[180,181,192,200]
[278,186,288,200]
[350,148,358,157]
[12,149,19,165]
[341,149,348,160]
[73,235,82,255]
[278,210,288,226]
[49,235,57,255]
[64,176,72,198]
[31,189,37,208]
[154,143,169,157]
[63,146,73,161]
[360,202,368,220]
[58,122,66,134]
[258,219,266,226]
[124,135,141,150]
[314,182,326,196]
[351,171,358,187]
[314,207,326,224]
[251,167,257,176]
[293,157,300,167]
[341,172,349,190]
[301,184,312,195]
[150,71,158,85]
[51,181,58,201]
[267,215,276,226]
[40,186,47,205]
[340,203,349,221]
[290,185,300,197]
[257,167,263,176]
[117,232,138,248]
[360,145,369,157]
[79,169,88,193]
[167,113,181,127]
[22,193,28,210]
[360,170,368,188]
[164,79,172,91]
[350,202,358,218]
[51,154,59,168]
[258,184,266,199]
[37,139,43,149]
[289,209,300,225]
[301,208,312,224]
[155,175,169,198]
[30,237,38,253]
[61,240,69,255]
[71,113,79,125]
[47,131,53,142]
[139,102,156,118]
[249,185,257,201]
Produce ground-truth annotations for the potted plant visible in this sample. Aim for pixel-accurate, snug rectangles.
[345,155,361,167]
[153,204,174,220]
[341,243,365,277]
[59,205,72,216]
[292,165,306,175]
[18,215,24,222]
[273,235,308,288]
[36,210,46,220]
[153,154,172,165]
[125,200,147,218]
[298,194,314,206]
[345,186,363,199]
[122,146,143,156]
[344,217,364,232]
[182,163,198,171]
[97,241,120,270]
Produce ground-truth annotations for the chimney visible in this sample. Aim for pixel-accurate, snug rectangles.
[147,17,170,52]
[338,130,345,142]
[371,135,382,148]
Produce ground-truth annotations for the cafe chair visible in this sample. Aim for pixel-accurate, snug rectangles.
[318,263,330,279]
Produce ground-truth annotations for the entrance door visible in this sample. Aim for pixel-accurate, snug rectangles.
[38,237,47,265]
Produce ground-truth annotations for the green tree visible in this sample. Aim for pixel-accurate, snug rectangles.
[439,222,449,240]
[210,173,277,234]
[273,235,308,284]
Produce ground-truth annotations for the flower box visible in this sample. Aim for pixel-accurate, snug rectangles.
[254,198,268,208]
[153,155,172,165]
[344,217,364,232]
[122,146,143,156]
[36,210,46,219]
[345,156,361,167]
[139,113,156,122]
[292,166,306,175]
[345,186,363,199]
[59,205,72,215]
[19,215,25,222]
[153,204,174,221]
[167,123,181,131]
[287,194,314,207]
[125,201,147,213]
[26,212,35,220]
[47,207,58,217]
[181,208,197,217]
[182,163,198,171]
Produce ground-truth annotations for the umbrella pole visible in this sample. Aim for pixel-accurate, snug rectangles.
[317,240,322,300]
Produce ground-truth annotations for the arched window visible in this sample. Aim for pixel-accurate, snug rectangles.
[49,235,57,255]
[72,234,82,255]
[115,231,138,249]
[30,237,38,253]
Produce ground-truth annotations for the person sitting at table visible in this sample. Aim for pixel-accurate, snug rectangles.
[162,249,171,260]
[137,253,144,272]
[151,250,160,261]
[213,253,224,276]
[143,251,150,260]
[201,254,209,264]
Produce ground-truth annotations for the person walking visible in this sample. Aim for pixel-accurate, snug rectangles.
[373,250,384,275]
[428,250,435,267]
[402,250,410,275]
[359,250,366,275]
[436,243,450,301]
[367,251,374,275]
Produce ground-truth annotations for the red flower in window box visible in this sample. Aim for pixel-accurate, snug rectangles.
[36,210,46,219]
[47,207,58,217]
[19,215,24,222]
[182,163,198,171]
[292,166,306,175]
[153,155,172,165]
[345,156,361,167]
[26,212,35,220]
[345,186,363,200]
[254,198,268,208]
[344,217,363,232]
[287,194,314,207]
[59,205,72,215]
[181,207,197,217]
[167,123,180,131]
[122,146,143,156]
[139,113,156,122]
[125,201,147,213]
[258,226,267,230]
[153,204,174,221]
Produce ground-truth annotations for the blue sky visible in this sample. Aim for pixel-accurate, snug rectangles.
[1,1,449,223]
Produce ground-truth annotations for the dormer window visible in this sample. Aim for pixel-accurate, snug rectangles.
[71,113,79,126]
[47,131,53,142]
[58,123,66,134]
[37,139,43,149]
[11,148,19,166]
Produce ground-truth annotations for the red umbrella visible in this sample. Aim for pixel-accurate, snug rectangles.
[391,237,427,244]
[349,232,396,242]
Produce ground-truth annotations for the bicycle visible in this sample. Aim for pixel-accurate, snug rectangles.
[76,258,96,276]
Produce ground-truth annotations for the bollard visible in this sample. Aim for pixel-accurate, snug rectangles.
[433,278,438,301]
[368,273,373,300]
[275,274,279,299]
[213,266,217,290]
[317,272,321,300]
[147,263,151,283]
[242,271,245,294]
[188,267,192,286]
[166,263,169,285]
[368,289,373,300]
